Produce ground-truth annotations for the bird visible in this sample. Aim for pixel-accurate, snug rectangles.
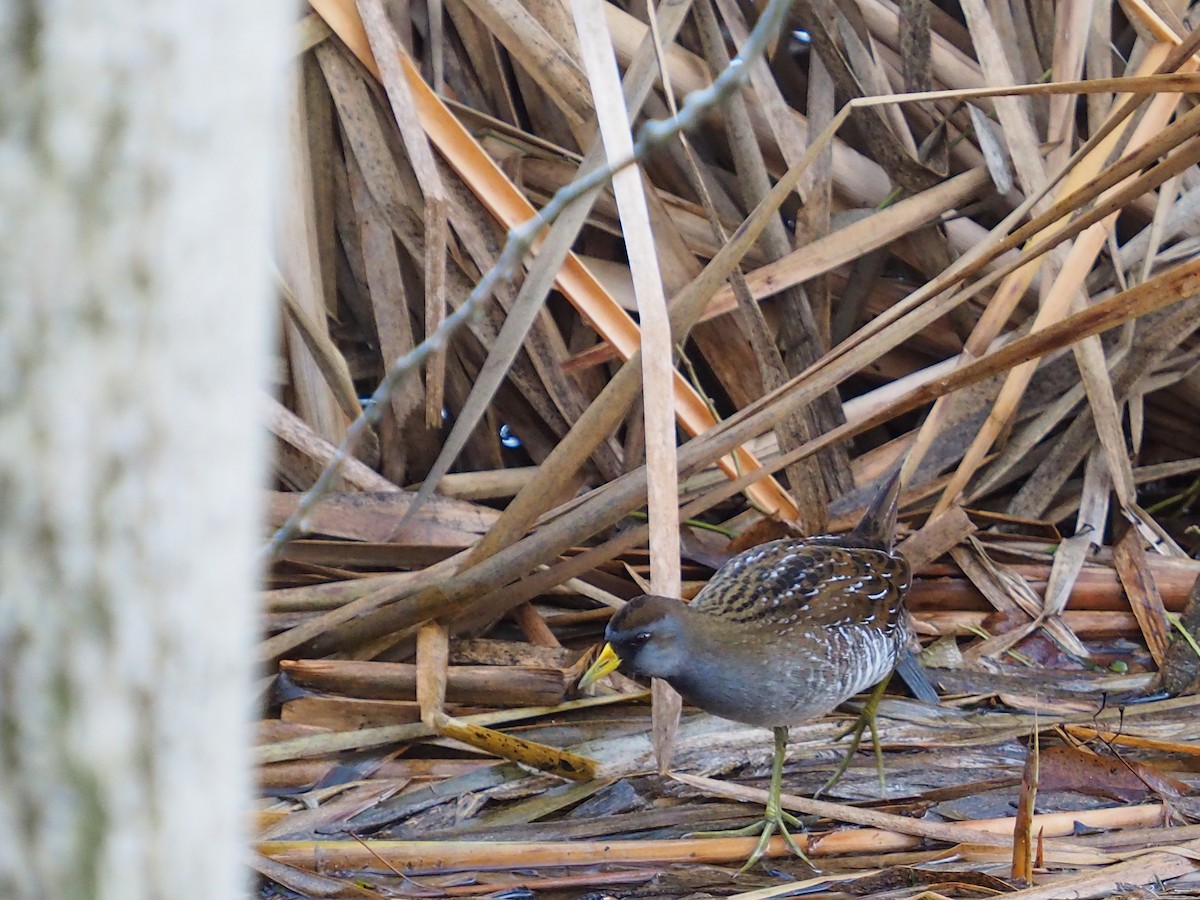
[578,469,916,871]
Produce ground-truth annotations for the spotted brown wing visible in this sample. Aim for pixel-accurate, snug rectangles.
[689,537,911,631]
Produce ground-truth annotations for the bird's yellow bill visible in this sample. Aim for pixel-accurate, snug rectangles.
[579,643,622,688]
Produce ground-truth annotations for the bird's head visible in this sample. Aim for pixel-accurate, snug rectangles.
[578,595,690,686]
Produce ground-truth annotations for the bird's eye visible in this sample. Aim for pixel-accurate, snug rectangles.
[633,631,652,646]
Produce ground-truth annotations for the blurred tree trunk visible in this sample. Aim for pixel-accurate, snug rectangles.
[0,2,285,897]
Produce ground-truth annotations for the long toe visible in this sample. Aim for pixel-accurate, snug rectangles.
[738,817,777,873]
[815,715,869,798]
[687,819,766,840]
[776,815,817,870]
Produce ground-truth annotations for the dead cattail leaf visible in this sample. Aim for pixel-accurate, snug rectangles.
[1038,744,1189,803]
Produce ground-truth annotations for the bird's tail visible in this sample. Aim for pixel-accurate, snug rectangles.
[896,647,939,703]
[853,466,903,548]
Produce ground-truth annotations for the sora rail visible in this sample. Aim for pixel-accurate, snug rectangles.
[579,470,913,870]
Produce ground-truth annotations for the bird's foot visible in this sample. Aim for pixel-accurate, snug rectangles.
[738,802,814,873]
[689,727,819,872]
[688,808,813,872]
[815,677,888,799]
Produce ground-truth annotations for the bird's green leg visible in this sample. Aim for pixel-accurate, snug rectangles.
[815,675,889,799]
[688,727,815,871]
[739,726,815,872]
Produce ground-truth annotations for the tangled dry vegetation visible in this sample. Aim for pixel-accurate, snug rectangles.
[257,0,1200,896]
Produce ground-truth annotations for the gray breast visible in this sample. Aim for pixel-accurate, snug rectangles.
[668,623,904,728]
